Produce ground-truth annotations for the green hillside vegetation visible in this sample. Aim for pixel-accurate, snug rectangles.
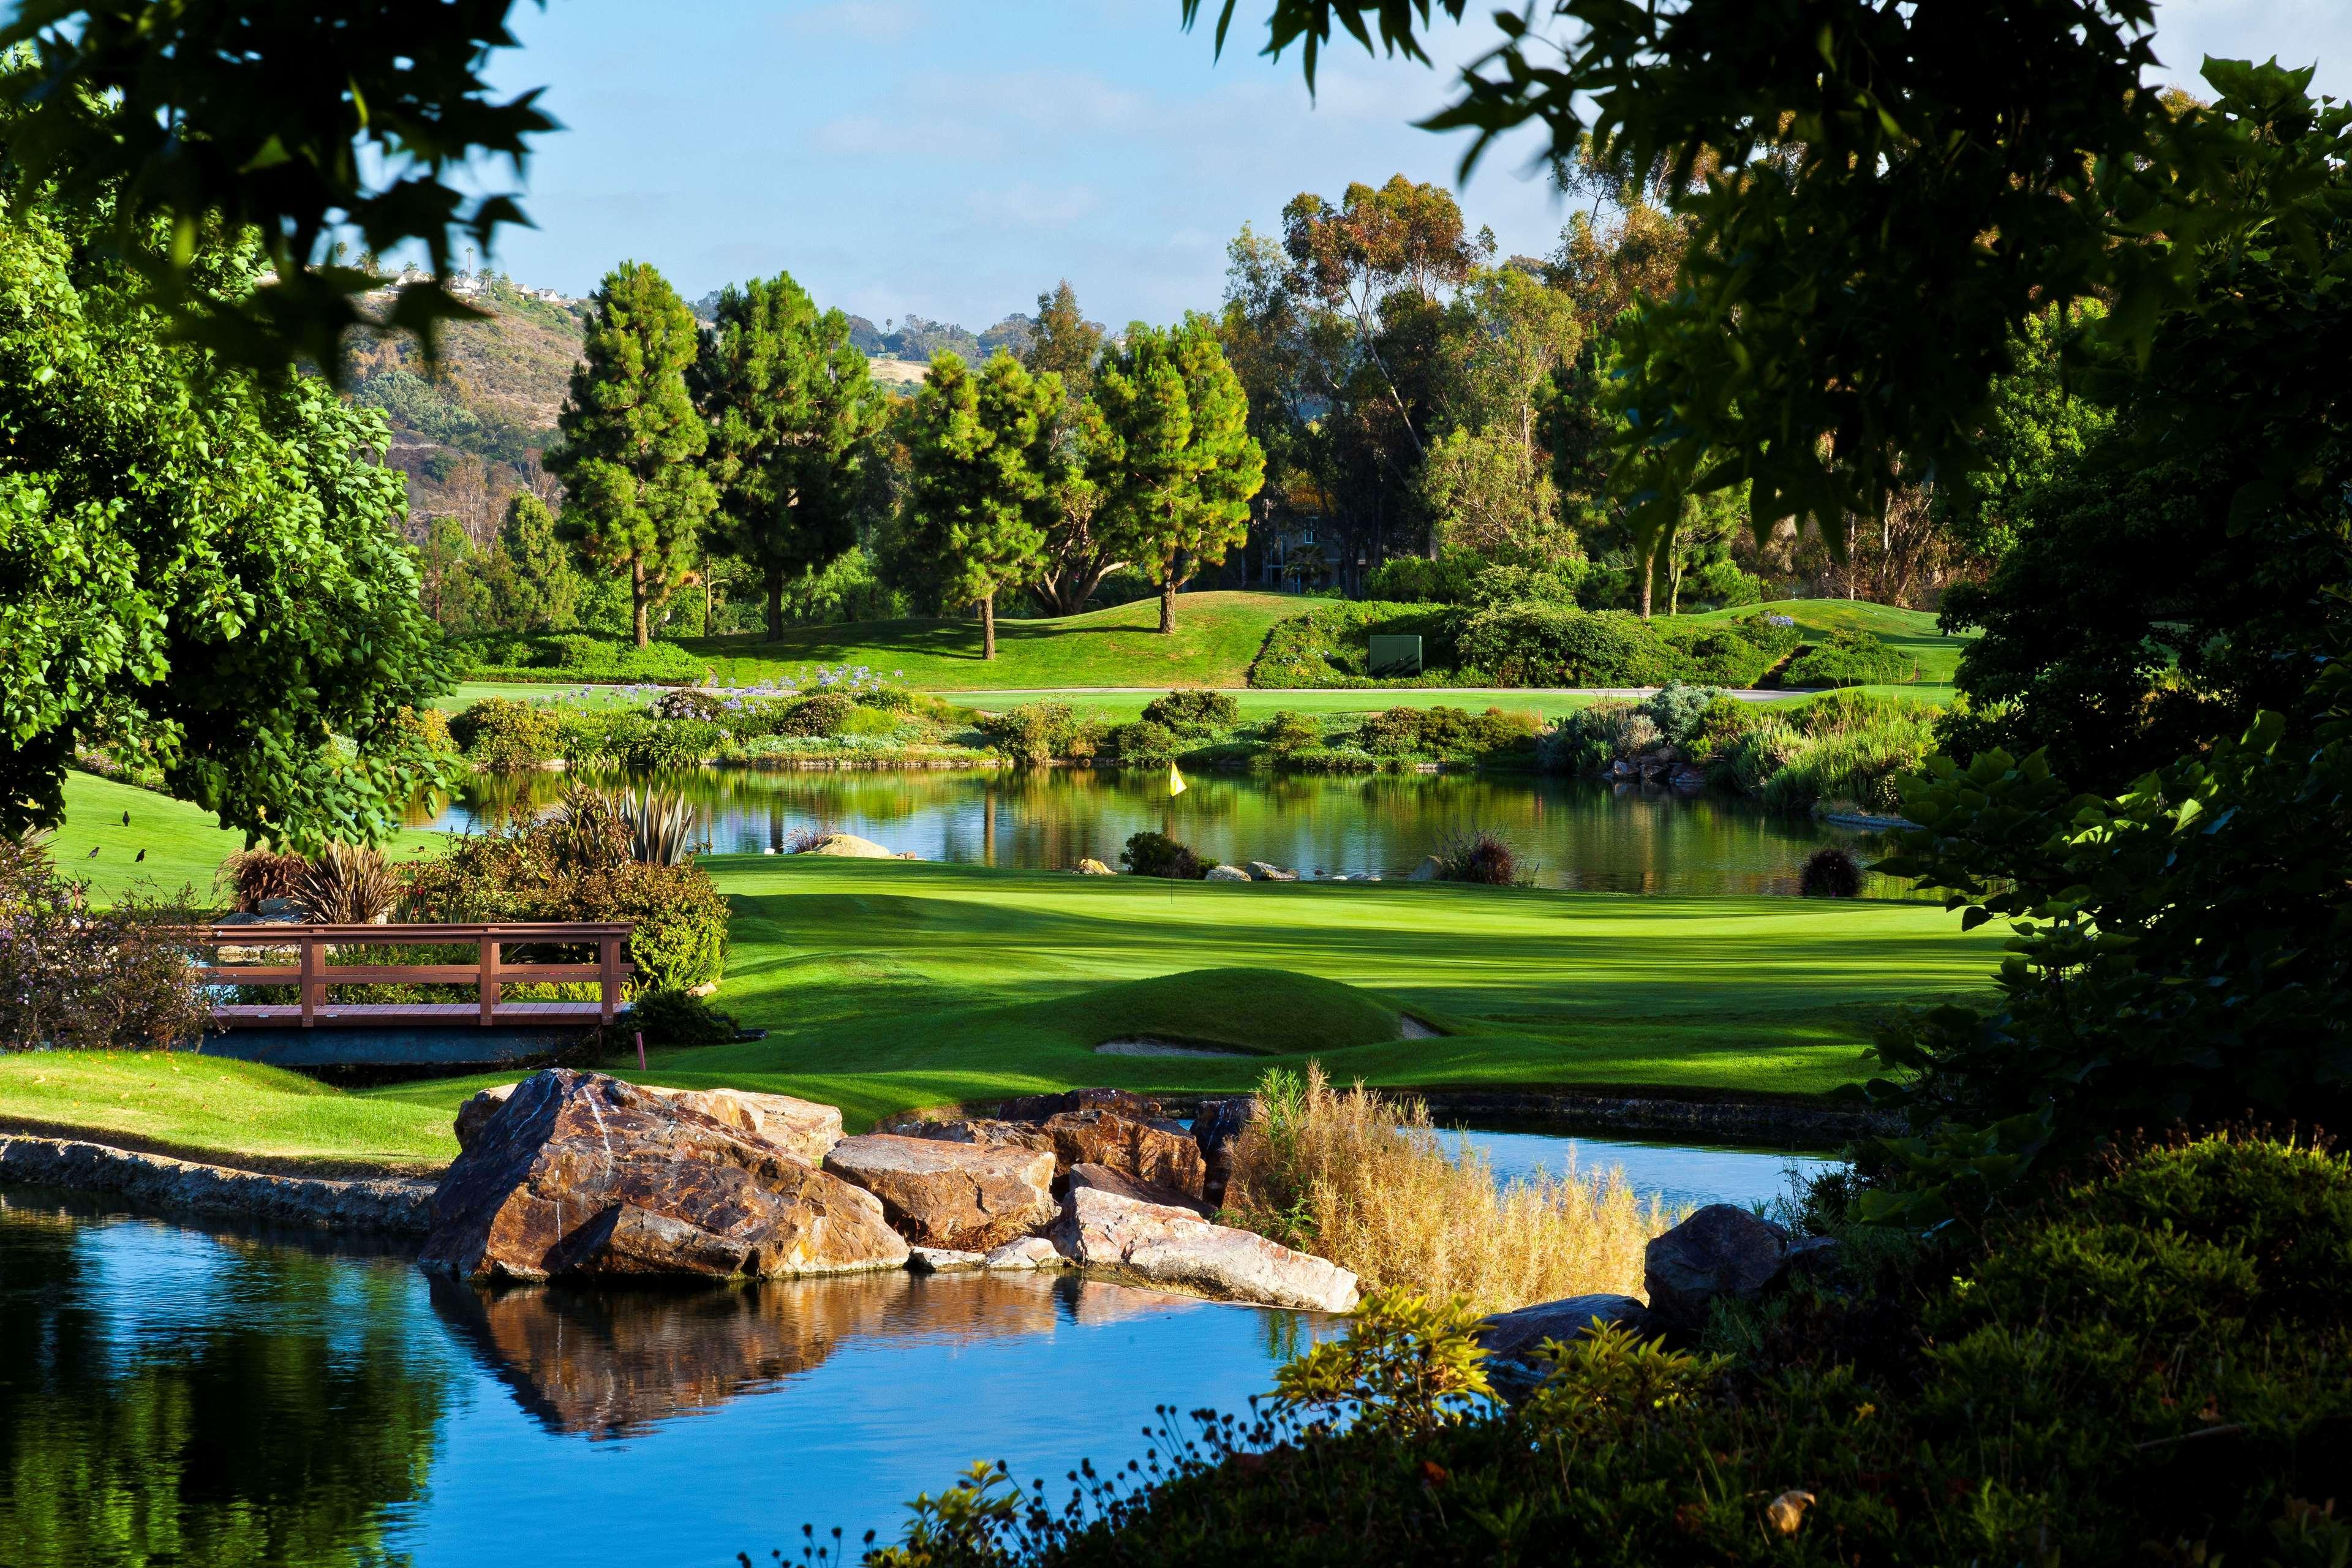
[1688,598,1969,686]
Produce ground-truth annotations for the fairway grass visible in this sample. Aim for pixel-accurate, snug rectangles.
[0,855,2002,1173]
[1692,598,1970,687]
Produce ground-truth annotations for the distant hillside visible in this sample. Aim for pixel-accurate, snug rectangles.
[343,276,586,543]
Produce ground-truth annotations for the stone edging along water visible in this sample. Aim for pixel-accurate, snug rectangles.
[0,1134,436,1235]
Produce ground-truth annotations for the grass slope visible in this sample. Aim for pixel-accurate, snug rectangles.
[0,1054,455,1175]
[1692,598,1969,689]
[670,590,1301,692]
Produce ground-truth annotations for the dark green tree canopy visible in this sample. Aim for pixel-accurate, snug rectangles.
[692,272,888,641]
[0,0,553,376]
[0,181,451,845]
[546,261,716,650]
[902,350,1058,657]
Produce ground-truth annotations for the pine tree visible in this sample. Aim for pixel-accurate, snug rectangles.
[1090,318,1265,632]
[903,351,1057,660]
[692,273,888,641]
[1024,280,1104,399]
[545,262,715,649]
[484,492,582,631]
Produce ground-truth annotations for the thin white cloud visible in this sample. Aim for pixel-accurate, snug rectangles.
[782,0,924,45]
[815,114,1006,159]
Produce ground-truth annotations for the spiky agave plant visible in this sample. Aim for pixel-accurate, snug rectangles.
[545,786,630,873]
[291,843,399,923]
[626,791,699,866]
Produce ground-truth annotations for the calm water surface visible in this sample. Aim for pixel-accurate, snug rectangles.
[1462,1129,1836,1212]
[0,1136,1820,1566]
[424,769,1899,896]
[0,1188,1319,1568]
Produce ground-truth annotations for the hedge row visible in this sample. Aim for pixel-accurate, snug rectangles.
[1249,601,1804,690]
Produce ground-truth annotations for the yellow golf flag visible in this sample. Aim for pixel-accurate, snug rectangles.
[1167,762,1188,797]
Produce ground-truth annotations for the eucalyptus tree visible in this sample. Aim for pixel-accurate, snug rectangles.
[692,272,889,641]
[546,262,716,650]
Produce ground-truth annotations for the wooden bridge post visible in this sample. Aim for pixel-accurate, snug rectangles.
[479,930,502,1025]
[299,933,322,1028]
[598,933,620,1023]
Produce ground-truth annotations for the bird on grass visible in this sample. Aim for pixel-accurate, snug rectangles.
[122,811,130,826]
[135,850,146,862]
[86,846,99,858]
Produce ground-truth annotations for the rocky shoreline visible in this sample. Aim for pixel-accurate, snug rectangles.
[0,1134,437,1234]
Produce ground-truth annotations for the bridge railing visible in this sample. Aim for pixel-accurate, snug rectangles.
[179,922,635,1029]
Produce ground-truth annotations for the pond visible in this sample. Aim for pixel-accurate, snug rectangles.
[1459,1127,1836,1213]
[423,769,1903,897]
[0,1137,1823,1566]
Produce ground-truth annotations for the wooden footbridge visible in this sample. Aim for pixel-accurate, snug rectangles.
[182,922,634,1066]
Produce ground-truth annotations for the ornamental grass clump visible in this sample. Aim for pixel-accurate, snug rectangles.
[1220,1064,1673,1315]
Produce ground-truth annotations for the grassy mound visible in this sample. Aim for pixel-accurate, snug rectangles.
[1031,967,1403,1056]
[0,1054,458,1175]
[1690,598,1970,687]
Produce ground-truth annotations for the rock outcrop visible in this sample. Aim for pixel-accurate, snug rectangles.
[891,1118,1058,1158]
[1074,858,1116,875]
[1052,1186,1358,1312]
[981,1235,1066,1270]
[1066,1160,1213,1218]
[1204,864,1251,881]
[1039,1109,1207,1197]
[455,1081,843,1166]
[821,1134,1057,1251]
[421,1069,908,1283]
[1476,1292,1655,1394]
[1643,1203,1790,1330]
[1246,861,1297,881]
[1189,1096,1257,1205]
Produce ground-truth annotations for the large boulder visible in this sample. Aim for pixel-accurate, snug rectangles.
[1643,1204,1790,1330]
[1041,1109,1206,1198]
[1477,1292,1655,1395]
[994,1087,1170,1122]
[1204,864,1252,881]
[421,1069,908,1283]
[821,1134,1058,1251]
[1188,1095,1259,1205]
[454,1080,843,1166]
[1052,1186,1359,1313]
[1066,1161,1213,1218]
[647,1087,842,1165]
[1074,858,1116,876]
[890,1118,1058,1158]
[801,833,896,859]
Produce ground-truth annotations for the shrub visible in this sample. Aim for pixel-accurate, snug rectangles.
[1354,707,1427,756]
[563,860,729,993]
[450,697,560,771]
[1140,689,1238,733]
[1456,602,1677,687]
[977,703,1083,765]
[627,987,737,1048]
[1799,845,1863,897]
[601,715,723,769]
[1432,829,1524,886]
[1683,692,1763,761]
[1781,627,1919,687]
[1259,710,1322,760]
[391,704,456,755]
[777,691,857,737]
[1537,701,1660,774]
[1654,613,1802,685]
[1638,680,1722,746]
[1362,554,1479,605]
[1221,1065,1673,1313]
[1105,719,1179,766]
[1120,831,1202,880]
[0,839,209,1050]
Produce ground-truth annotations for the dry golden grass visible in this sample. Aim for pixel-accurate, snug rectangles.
[1221,1064,1679,1315]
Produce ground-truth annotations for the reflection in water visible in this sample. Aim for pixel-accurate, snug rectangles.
[0,1192,1325,1565]
[0,1188,454,1568]
[423,768,1900,896]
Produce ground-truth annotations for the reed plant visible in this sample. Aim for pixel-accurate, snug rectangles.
[1220,1064,1677,1315]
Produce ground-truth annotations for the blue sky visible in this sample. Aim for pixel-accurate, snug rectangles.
[474,0,2352,332]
